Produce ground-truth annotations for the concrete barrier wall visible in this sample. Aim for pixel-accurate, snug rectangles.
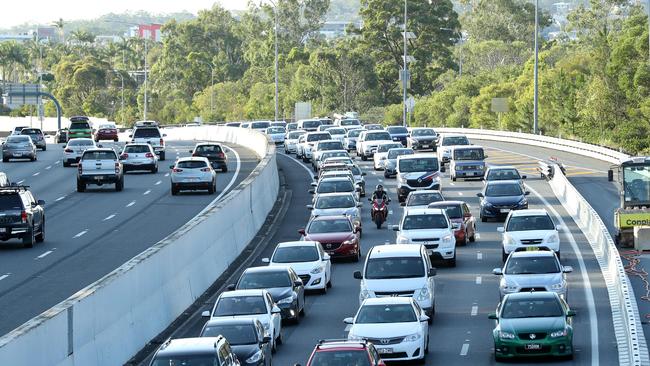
[0,126,279,366]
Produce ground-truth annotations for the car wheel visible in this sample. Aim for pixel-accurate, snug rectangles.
[42,146,47,151]
[447,253,456,267]
[171,186,179,196]
[114,138,118,142]
[384,171,390,178]
[208,180,216,194]
[326,274,332,288]
[494,348,505,362]
[353,248,361,262]
[115,177,124,192]
[502,249,508,262]
[320,282,327,294]
[76,179,86,192]
[469,226,476,242]
[451,175,456,182]
[361,154,367,161]
[425,336,429,354]
[222,165,228,173]
[2,158,7,163]
[481,214,487,223]
[63,161,69,167]
[35,220,45,243]
[159,152,165,161]
[302,156,309,163]
[23,227,35,248]
[276,329,283,345]
[151,166,158,174]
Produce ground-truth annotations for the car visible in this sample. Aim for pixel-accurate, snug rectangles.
[249,121,272,132]
[170,157,217,195]
[241,122,251,129]
[407,128,437,151]
[337,118,362,131]
[349,164,367,197]
[316,167,365,197]
[300,132,332,162]
[225,122,242,127]
[400,190,445,211]
[62,138,96,167]
[311,140,345,167]
[2,135,37,162]
[392,208,458,266]
[299,215,361,261]
[319,117,334,126]
[270,120,287,127]
[286,122,298,131]
[297,119,323,132]
[119,143,158,173]
[313,149,349,171]
[11,126,28,136]
[68,116,93,140]
[395,155,442,203]
[263,241,332,293]
[149,336,241,366]
[356,131,393,161]
[0,172,10,187]
[493,247,572,299]
[77,148,124,192]
[485,165,527,187]
[284,130,306,154]
[489,291,575,361]
[498,209,561,261]
[477,180,530,222]
[308,192,362,227]
[326,127,347,143]
[130,121,167,160]
[344,297,429,363]
[295,135,308,159]
[265,126,286,144]
[190,143,228,172]
[383,148,414,178]
[55,128,69,143]
[20,128,46,151]
[317,125,333,132]
[437,134,470,164]
[229,266,306,323]
[386,126,409,146]
[428,200,476,245]
[94,123,118,142]
[373,142,403,170]
[353,244,436,318]
[449,145,487,181]
[202,289,282,352]
[0,186,45,248]
[300,339,386,366]
[199,318,272,366]
[343,128,364,152]
[184,122,201,127]
[363,124,383,131]
[310,177,360,202]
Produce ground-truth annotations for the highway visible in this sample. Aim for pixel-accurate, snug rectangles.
[133,141,621,365]
[0,137,258,336]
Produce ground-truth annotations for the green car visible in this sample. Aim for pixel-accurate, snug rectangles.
[67,116,93,141]
[489,291,575,361]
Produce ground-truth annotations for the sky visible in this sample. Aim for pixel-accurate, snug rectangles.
[0,0,249,28]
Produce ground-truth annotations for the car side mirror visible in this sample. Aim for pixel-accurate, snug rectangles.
[452,223,461,230]
[169,165,175,169]
[226,284,236,291]
[306,205,314,210]
[492,268,503,275]
[263,336,272,343]
[323,254,330,261]
[163,134,167,137]
[62,145,66,149]
[497,227,504,233]
[188,150,193,154]
[488,313,498,320]
[261,257,270,263]
[428,268,436,277]
[353,270,363,279]
[308,189,315,194]
[391,225,399,231]
[97,144,103,148]
[272,306,282,314]
[524,191,530,195]
[298,229,306,236]
[356,203,362,208]
[476,193,484,198]
[37,199,45,206]
[567,310,576,317]
[563,266,574,273]
[313,175,318,180]
[343,317,354,324]
[607,169,614,182]
[128,134,132,138]
[440,166,446,173]
[362,172,367,176]
[521,175,527,179]
[420,314,430,322]
[201,310,211,317]
[294,280,303,287]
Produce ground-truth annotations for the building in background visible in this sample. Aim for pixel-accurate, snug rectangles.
[127,24,162,41]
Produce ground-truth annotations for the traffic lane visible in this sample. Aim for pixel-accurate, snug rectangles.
[0,142,257,336]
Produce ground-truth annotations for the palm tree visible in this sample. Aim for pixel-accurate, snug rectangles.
[52,18,65,43]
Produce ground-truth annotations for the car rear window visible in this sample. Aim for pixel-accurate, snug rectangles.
[98,125,115,130]
[0,194,23,210]
[301,120,321,129]
[124,145,151,154]
[6,136,31,143]
[365,132,391,141]
[21,129,41,135]
[83,151,117,160]
[70,122,90,129]
[310,350,371,366]
[177,160,208,169]
[307,133,331,142]
[251,122,270,129]
[69,139,94,146]
[196,145,222,153]
[133,128,161,138]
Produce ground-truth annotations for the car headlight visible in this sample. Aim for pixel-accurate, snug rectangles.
[342,239,356,246]
[245,349,264,363]
[396,235,409,244]
[311,265,324,274]
[348,332,364,341]
[502,283,518,293]
[442,234,453,243]
[518,198,528,207]
[550,328,568,338]
[550,281,566,290]
[483,201,493,208]
[277,295,295,304]
[499,331,516,340]
[415,285,430,301]
[547,233,559,243]
[503,235,517,246]
[404,333,422,342]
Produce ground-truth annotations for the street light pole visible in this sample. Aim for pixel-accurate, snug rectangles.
[533,0,539,135]
[143,38,148,121]
[402,0,408,127]
[273,4,279,122]
[114,71,125,125]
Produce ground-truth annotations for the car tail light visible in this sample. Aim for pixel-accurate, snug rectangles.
[145,152,154,158]
[115,162,120,174]
[217,152,225,158]
[200,167,211,172]
[172,168,183,173]
[21,211,27,223]
[64,148,73,153]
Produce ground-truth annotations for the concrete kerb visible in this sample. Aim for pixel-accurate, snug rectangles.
[0,126,279,366]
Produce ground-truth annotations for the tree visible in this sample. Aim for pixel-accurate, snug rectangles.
[52,18,65,43]
[0,41,29,82]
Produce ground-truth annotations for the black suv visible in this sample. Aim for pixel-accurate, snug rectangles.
[149,336,241,366]
[0,186,45,248]
[190,143,228,172]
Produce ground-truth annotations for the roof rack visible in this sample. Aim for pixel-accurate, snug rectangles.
[317,339,368,347]
[0,184,30,191]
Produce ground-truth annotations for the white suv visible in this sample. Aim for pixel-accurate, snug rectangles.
[498,209,561,262]
[356,130,393,161]
[130,121,167,160]
[263,241,332,293]
[353,244,436,318]
[395,154,442,203]
[392,208,458,266]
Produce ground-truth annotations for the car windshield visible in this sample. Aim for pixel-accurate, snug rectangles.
[485,183,522,197]
[505,256,561,274]
[399,158,439,172]
[387,127,408,134]
[347,130,362,138]
[310,350,371,366]
[124,145,151,153]
[83,151,116,160]
[213,296,267,316]
[340,119,360,126]
[365,132,391,141]
[272,246,320,263]
[201,324,258,345]
[251,122,270,129]
[0,194,23,210]
[308,219,352,234]
[288,132,304,139]
[307,133,331,142]
[407,192,444,206]
[501,298,564,319]
[318,141,343,150]
[350,165,362,176]
[321,152,348,160]
[21,129,41,135]
[151,355,220,366]
[177,161,208,169]
[6,136,31,144]
[329,128,346,135]
[316,194,355,209]
[442,136,469,146]
[238,271,291,288]
[412,129,435,136]
[365,257,425,279]
[453,148,485,160]
[506,215,555,231]
[302,120,321,128]
[388,149,414,159]
[431,204,463,219]
[267,127,285,134]
[317,180,354,193]
[488,169,521,180]
[133,128,160,138]
[196,145,222,153]
[70,122,90,129]
[402,214,449,230]
[355,304,417,324]
[377,144,402,153]
[98,125,115,129]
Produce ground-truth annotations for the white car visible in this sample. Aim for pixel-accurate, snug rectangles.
[356,130,393,161]
[120,143,158,173]
[170,157,217,195]
[392,208,458,266]
[395,154,442,203]
[263,241,332,293]
[130,121,167,160]
[300,132,332,162]
[327,127,347,142]
[400,190,446,213]
[284,130,306,154]
[498,209,561,261]
[436,134,470,165]
[345,297,429,363]
[201,289,283,351]
[354,244,436,318]
[311,140,345,167]
[343,128,364,152]
[265,126,286,144]
[308,192,362,226]
[62,138,96,167]
[373,142,403,170]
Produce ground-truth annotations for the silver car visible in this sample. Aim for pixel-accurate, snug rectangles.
[308,192,362,227]
[266,126,287,144]
[20,128,47,151]
[120,143,158,173]
[343,128,363,152]
[493,248,572,300]
[284,130,306,154]
[62,138,96,167]
[2,135,37,162]
[384,148,414,178]
[170,157,217,195]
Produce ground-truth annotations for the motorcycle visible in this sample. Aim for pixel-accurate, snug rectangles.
[369,197,390,229]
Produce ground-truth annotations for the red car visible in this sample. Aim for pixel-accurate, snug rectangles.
[428,200,477,245]
[94,124,118,142]
[299,215,361,261]
[298,339,386,366]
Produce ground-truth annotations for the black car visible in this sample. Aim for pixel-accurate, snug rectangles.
[0,186,45,248]
[477,180,529,222]
[55,128,69,143]
[407,128,438,151]
[200,318,272,366]
[229,266,306,323]
[190,143,228,172]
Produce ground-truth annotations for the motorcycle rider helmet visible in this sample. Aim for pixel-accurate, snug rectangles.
[376,184,384,191]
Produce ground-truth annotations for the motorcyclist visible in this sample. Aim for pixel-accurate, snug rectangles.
[371,184,390,202]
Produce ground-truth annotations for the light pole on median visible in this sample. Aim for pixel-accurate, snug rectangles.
[402,0,408,128]
[533,0,539,135]
[261,0,280,122]
[204,61,215,118]
[143,38,148,121]
[113,70,125,125]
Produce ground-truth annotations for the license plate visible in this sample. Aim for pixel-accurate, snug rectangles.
[0,228,6,233]
[500,209,510,213]
[12,153,21,157]
[471,172,478,176]
[378,348,393,354]
[525,344,541,350]
[94,176,104,180]
[185,178,199,182]
[421,145,429,148]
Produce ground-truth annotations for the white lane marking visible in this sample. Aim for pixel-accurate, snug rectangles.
[477,252,483,260]
[164,173,170,177]
[55,160,59,164]
[475,276,482,285]
[73,230,88,238]
[458,192,463,196]
[378,179,383,183]
[388,210,393,215]
[55,196,65,202]
[471,305,478,316]
[155,180,162,185]
[103,214,116,221]
[526,184,599,365]
[475,233,481,240]
[197,145,242,215]
[460,343,470,356]
[344,324,352,332]
[32,172,40,176]
[449,182,455,186]
[45,165,52,170]
[143,190,151,195]
[126,201,136,207]
[0,274,9,281]
[36,250,53,259]
[371,171,377,175]
[17,180,24,184]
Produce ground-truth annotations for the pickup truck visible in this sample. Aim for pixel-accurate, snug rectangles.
[77,148,124,192]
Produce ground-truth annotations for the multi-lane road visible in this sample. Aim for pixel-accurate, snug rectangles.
[0,137,258,335]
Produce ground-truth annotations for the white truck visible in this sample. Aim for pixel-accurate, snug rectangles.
[77,148,124,192]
